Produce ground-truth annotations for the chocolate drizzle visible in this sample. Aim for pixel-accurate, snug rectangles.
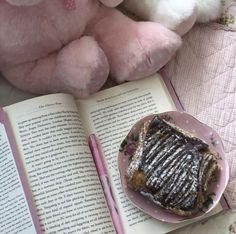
[127,115,218,216]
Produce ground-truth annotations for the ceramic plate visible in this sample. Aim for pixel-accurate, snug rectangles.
[118,111,229,223]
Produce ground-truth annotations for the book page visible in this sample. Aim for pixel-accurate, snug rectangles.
[3,94,114,234]
[0,120,37,234]
[76,74,223,234]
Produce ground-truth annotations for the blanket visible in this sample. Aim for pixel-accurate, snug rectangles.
[164,6,236,207]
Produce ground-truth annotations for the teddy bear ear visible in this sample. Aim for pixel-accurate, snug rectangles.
[6,0,43,6]
[99,0,123,7]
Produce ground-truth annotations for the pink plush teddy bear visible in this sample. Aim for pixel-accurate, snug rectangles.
[0,0,181,98]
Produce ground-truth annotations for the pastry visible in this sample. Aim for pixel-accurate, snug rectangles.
[126,115,219,216]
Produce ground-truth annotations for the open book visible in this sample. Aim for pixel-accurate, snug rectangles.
[0,74,229,234]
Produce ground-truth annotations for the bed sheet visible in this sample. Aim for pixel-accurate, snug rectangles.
[164,20,236,208]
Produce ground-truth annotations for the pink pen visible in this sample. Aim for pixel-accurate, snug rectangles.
[88,134,124,234]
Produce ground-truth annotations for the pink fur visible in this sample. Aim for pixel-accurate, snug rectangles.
[0,0,181,98]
